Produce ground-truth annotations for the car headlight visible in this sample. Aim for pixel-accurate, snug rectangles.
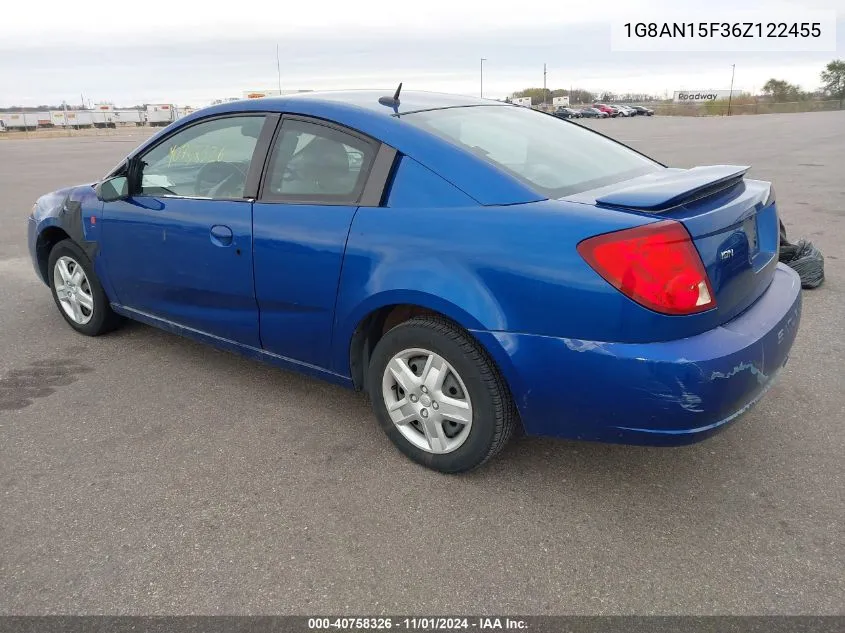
[30,203,37,217]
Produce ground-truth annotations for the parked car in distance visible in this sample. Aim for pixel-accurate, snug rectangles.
[593,103,618,117]
[553,107,582,119]
[616,105,637,117]
[27,90,801,473]
[579,107,607,118]
[630,105,655,116]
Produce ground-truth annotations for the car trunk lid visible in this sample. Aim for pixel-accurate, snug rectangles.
[566,165,780,325]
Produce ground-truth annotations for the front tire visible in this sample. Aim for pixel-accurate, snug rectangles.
[48,239,122,336]
[368,316,517,473]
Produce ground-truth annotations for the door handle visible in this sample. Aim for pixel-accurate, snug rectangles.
[210,224,234,247]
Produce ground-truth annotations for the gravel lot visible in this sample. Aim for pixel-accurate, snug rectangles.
[1,112,843,615]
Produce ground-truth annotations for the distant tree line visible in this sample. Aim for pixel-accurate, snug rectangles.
[820,59,845,107]
[758,60,844,105]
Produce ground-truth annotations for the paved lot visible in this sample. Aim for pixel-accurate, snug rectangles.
[1,113,843,615]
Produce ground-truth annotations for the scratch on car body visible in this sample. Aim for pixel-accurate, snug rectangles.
[649,379,704,413]
[675,357,706,380]
[521,389,533,411]
[562,338,612,354]
[671,378,704,413]
[677,387,704,412]
[710,361,768,385]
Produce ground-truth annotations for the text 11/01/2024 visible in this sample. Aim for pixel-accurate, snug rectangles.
[307,617,527,630]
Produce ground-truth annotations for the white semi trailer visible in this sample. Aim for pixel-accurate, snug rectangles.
[92,104,115,128]
[92,112,116,128]
[1,111,50,130]
[146,104,175,126]
[174,106,195,120]
[112,110,144,126]
[50,110,94,128]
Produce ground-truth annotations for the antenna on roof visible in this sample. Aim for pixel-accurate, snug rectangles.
[378,83,403,111]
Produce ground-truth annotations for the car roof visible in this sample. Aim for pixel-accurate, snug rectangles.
[212,90,501,118]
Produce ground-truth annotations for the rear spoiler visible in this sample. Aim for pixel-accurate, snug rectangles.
[595,165,749,212]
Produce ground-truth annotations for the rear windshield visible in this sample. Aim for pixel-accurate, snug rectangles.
[402,105,662,198]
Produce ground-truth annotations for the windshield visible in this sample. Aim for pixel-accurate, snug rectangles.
[403,105,662,198]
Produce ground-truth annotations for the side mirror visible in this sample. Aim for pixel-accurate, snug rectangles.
[95,175,128,202]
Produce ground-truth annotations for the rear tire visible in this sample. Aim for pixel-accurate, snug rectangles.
[48,239,123,336]
[368,316,517,473]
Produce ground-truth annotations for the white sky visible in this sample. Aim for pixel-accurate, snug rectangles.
[0,0,842,106]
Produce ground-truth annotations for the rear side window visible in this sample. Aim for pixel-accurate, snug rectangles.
[261,119,376,204]
[402,105,661,198]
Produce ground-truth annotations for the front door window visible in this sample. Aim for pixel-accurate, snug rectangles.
[138,116,266,199]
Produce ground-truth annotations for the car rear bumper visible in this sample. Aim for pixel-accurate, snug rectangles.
[474,263,802,445]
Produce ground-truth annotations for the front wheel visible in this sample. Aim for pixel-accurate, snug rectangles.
[368,316,518,473]
[48,239,122,336]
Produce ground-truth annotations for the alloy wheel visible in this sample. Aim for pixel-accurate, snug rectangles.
[381,347,473,454]
[53,256,94,325]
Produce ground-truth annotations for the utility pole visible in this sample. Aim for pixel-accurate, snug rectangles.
[543,63,547,106]
[62,100,70,136]
[480,58,486,99]
[727,64,736,116]
[276,44,282,93]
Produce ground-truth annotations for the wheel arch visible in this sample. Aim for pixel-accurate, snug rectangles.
[35,225,73,286]
[342,295,517,403]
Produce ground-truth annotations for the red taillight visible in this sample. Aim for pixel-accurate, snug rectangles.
[577,220,716,315]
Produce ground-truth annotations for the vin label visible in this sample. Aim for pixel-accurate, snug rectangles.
[611,10,836,52]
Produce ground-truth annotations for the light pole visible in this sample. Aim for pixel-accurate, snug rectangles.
[480,58,486,99]
[727,64,736,116]
[276,44,282,93]
[543,63,547,106]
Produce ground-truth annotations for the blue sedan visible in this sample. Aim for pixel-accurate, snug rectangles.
[27,89,802,472]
